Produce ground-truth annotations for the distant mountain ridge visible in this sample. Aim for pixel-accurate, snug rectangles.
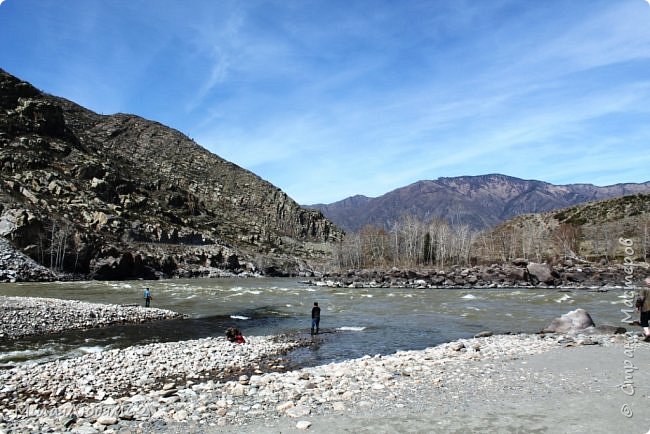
[0,68,342,279]
[306,174,650,232]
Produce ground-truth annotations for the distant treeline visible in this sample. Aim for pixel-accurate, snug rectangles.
[332,212,650,269]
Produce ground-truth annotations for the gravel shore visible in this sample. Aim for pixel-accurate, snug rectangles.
[213,339,650,434]
[0,296,184,341]
[3,331,648,433]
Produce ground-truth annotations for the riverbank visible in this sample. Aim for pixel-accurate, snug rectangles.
[2,332,647,433]
[0,232,640,288]
[213,339,650,434]
[306,260,635,290]
[0,296,185,341]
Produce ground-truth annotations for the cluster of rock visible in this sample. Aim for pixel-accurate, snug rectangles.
[0,330,624,433]
[0,237,57,282]
[0,296,184,341]
[0,68,342,281]
[305,259,632,289]
[0,335,305,433]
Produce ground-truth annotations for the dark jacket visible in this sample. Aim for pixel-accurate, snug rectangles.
[312,306,321,318]
[640,288,650,313]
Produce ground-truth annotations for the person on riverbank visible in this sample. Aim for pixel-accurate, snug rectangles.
[639,277,650,341]
[226,326,245,344]
[311,302,321,335]
[143,287,152,307]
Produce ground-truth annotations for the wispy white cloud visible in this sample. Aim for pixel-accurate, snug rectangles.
[2,0,649,204]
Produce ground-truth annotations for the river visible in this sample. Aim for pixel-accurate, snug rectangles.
[0,278,632,369]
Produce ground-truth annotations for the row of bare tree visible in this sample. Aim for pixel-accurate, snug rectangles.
[332,215,476,269]
[332,213,650,270]
[35,220,81,272]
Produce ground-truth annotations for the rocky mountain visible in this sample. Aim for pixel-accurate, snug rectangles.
[0,68,342,280]
[307,174,650,232]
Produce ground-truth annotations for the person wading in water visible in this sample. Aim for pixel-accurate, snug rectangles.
[311,302,321,335]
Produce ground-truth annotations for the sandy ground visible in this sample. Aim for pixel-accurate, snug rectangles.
[209,342,650,434]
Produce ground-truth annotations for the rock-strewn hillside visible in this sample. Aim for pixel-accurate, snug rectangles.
[308,174,650,232]
[478,193,650,262]
[0,68,343,279]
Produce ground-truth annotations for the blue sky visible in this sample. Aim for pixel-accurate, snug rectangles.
[1,0,650,204]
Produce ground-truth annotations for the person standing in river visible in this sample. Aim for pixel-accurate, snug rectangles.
[311,301,321,335]
[143,287,152,308]
[639,277,650,341]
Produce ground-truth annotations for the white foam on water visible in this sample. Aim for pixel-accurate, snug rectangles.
[610,300,629,305]
[78,346,105,354]
[337,326,366,331]
[246,290,261,295]
[285,304,292,307]
[361,294,373,298]
[230,315,250,320]
[555,294,572,303]
[186,294,197,299]
[0,348,52,363]
[462,294,476,299]
[467,306,481,311]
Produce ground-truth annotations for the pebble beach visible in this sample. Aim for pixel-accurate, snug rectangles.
[1,296,649,433]
[0,296,185,341]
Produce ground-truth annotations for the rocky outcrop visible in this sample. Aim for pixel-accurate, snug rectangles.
[304,260,631,289]
[0,236,57,282]
[0,68,343,280]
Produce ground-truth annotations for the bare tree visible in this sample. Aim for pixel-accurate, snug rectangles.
[552,223,582,259]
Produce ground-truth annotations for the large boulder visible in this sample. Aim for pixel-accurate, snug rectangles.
[527,262,557,285]
[504,265,528,282]
[543,308,595,333]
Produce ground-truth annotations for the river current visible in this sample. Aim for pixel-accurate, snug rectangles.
[0,278,632,369]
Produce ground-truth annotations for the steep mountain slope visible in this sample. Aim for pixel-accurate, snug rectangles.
[0,68,342,279]
[307,174,650,232]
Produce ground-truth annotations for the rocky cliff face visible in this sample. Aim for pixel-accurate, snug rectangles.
[308,174,650,232]
[0,68,343,279]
